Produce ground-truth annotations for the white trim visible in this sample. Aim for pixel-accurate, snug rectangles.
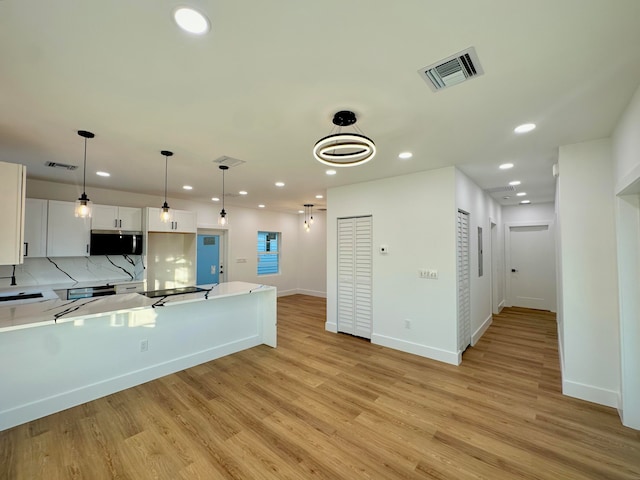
[562,379,619,408]
[472,314,492,346]
[296,289,327,298]
[615,162,640,195]
[325,321,337,333]
[276,289,297,297]
[371,333,460,365]
[497,300,505,312]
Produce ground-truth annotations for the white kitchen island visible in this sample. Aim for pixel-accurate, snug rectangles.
[0,281,276,431]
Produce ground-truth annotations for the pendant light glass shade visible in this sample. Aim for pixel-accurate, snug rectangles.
[75,130,95,218]
[303,204,314,232]
[218,165,229,226]
[160,150,173,223]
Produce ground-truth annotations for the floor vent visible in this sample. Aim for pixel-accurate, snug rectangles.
[418,47,484,92]
[45,161,77,170]
[213,156,245,168]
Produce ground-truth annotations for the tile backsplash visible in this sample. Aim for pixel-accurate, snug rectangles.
[0,255,144,289]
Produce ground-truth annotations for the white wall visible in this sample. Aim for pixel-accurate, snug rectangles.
[502,202,555,223]
[557,139,620,408]
[455,169,503,345]
[612,83,640,429]
[25,179,327,297]
[327,167,459,365]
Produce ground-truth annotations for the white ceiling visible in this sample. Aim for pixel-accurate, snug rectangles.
[1,0,639,213]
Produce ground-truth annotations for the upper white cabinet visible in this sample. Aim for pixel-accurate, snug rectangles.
[92,204,142,231]
[47,200,91,257]
[24,198,48,258]
[146,207,197,233]
[0,161,26,265]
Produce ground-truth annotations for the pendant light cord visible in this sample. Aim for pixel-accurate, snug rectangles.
[164,155,168,203]
[82,137,87,194]
[222,168,225,210]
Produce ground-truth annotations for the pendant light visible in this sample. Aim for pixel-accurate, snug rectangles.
[218,165,229,226]
[303,204,314,232]
[75,130,95,218]
[313,110,376,167]
[160,150,173,223]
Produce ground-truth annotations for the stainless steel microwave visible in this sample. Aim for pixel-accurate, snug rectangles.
[89,230,143,256]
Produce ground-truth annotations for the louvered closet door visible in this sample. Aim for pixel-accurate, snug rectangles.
[337,216,372,339]
[457,210,471,352]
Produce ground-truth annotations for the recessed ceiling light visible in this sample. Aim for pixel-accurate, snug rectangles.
[275,182,285,187]
[258,204,265,208]
[298,210,304,214]
[514,123,536,134]
[96,171,110,177]
[499,163,514,170]
[315,194,323,199]
[326,169,337,176]
[503,196,511,200]
[211,197,220,202]
[173,7,210,35]
[516,192,527,197]
[183,185,193,190]
[398,152,413,159]
[239,191,248,195]
[509,180,521,186]
[520,200,531,204]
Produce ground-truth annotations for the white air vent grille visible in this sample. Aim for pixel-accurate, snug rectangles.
[418,47,484,92]
[486,185,516,193]
[45,161,77,170]
[213,156,245,168]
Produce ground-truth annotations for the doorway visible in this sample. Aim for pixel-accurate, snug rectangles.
[196,230,226,285]
[506,223,556,311]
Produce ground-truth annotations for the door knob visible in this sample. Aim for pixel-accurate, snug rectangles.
[511,268,518,273]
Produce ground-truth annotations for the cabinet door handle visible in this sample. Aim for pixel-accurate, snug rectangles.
[114,219,118,228]
[174,221,178,230]
[24,242,29,257]
[86,244,89,254]
[119,219,122,228]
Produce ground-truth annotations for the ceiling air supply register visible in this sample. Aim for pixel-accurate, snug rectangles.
[418,46,484,91]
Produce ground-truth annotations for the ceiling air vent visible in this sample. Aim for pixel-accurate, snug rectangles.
[418,47,484,92]
[486,185,516,194]
[213,156,245,168]
[45,161,77,170]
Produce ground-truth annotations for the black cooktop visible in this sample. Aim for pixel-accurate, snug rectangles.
[141,286,206,298]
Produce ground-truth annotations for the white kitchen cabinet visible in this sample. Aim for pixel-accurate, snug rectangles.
[92,205,142,231]
[0,161,26,265]
[24,198,48,258]
[47,200,91,257]
[114,281,145,294]
[146,207,197,233]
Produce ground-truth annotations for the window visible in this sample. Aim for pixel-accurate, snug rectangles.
[257,231,279,275]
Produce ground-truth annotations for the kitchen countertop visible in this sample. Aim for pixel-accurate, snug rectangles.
[0,282,271,333]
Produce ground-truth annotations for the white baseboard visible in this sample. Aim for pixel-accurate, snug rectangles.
[562,379,619,408]
[0,336,261,432]
[498,300,505,312]
[371,334,459,365]
[472,315,492,346]
[277,289,297,297]
[325,321,337,333]
[296,289,326,298]
[278,289,327,298]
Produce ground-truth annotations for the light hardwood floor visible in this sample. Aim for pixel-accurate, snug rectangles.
[1,296,639,479]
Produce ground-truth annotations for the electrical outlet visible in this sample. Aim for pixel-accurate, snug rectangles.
[140,339,148,352]
[419,269,428,278]
[404,319,411,329]
[428,269,439,279]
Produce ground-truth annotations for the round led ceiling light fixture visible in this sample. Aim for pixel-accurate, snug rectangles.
[313,110,376,167]
[173,7,210,35]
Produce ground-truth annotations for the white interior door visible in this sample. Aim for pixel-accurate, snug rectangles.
[457,210,471,352]
[337,216,372,339]
[508,225,556,311]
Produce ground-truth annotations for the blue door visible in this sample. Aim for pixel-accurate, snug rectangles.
[197,234,220,285]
